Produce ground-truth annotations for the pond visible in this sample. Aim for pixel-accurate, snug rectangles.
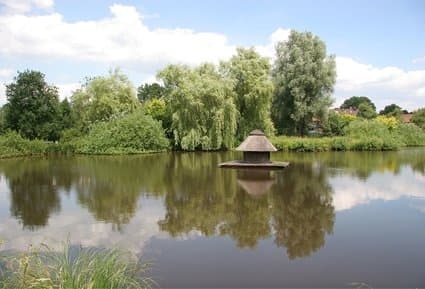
[0,149,424,287]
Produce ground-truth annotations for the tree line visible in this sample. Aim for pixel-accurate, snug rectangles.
[1,30,424,152]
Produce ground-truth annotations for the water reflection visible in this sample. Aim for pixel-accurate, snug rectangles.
[271,163,334,259]
[0,149,424,260]
[236,169,276,197]
[3,159,62,230]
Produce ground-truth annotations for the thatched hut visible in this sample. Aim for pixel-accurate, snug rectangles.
[236,129,277,163]
[219,129,288,169]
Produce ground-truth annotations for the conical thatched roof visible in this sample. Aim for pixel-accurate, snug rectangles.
[236,130,277,152]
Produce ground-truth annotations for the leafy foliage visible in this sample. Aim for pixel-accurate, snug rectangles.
[395,123,425,146]
[340,96,376,111]
[357,102,377,119]
[412,107,425,129]
[323,111,356,136]
[272,119,425,151]
[75,110,169,154]
[4,70,61,141]
[71,69,139,132]
[272,30,336,136]
[58,98,75,132]
[375,115,398,130]
[0,131,48,159]
[158,63,238,150]
[137,83,165,102]
[222,47,274,139]
[379,103,402,117]
[143,98,166,122]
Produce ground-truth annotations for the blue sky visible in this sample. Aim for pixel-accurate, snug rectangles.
[0,0,424,110]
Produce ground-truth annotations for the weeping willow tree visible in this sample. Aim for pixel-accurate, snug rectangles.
[158,64,238,150]
[222,47,275,140]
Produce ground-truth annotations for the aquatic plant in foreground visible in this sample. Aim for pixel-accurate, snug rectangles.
[0,240,155,289]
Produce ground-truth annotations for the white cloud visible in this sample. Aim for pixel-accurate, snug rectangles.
[331,167,425,211]
[0,4,235,65]
[0,195,170,254]
[255,28,291,59]
[57,82,80,100]
[334,57,425,110]
[0,0,53,14]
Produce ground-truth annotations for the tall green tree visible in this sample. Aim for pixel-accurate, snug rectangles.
[222,47,274,139]
[71,69,139,131]
[158,63,238,150]
[272,30,336,136]
[412,107,425,129]
[137,83,164,102]
[379,103,402,117]
[341,96,376,111]
[4,70,61,141]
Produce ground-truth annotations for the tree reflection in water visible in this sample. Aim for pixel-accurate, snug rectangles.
[1,158,63,230]
[271,163,334,259]
[0,149,424,258]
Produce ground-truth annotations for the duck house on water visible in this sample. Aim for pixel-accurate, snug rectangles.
[219,129,289,169]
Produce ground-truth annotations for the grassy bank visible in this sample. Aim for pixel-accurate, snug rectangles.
[1,120,425,157]
[271,136,401,152]
[272,123,425,152]
[0,240,154,289]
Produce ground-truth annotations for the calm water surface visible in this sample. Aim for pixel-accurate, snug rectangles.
[0,150,424,288]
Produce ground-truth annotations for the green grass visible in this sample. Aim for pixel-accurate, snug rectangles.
[1,240,154,289]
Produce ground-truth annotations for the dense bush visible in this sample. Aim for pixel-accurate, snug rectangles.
[395,123,425,146]
[323,112,356,136]
[75,111,169,154]
[0,131,48,158]
[412,108,425,129]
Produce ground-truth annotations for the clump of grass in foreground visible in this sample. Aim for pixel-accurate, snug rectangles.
[1,241,155,289]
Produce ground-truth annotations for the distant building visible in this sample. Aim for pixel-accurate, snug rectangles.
[400,113,413,123]
[332,107,358,116]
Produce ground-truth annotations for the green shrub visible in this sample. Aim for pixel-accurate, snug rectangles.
[76,110,169,154]
[344,119,389,138]
[323,112,356,136]
[272,136,333,152]
[0,131,48,158]
[395,123,425,146]
[412,107,425,129]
